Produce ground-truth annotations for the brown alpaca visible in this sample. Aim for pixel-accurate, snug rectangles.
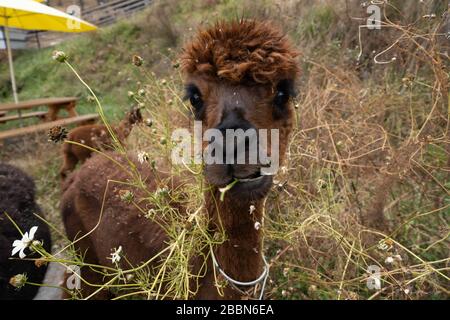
[61,20,299,299]
[60,107,142,179]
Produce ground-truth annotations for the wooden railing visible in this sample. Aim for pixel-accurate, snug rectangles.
[82,0,152,26]
[24,0,153,48]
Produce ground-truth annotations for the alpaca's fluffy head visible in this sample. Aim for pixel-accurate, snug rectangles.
[181,19,299,85]
[180,20,300,200]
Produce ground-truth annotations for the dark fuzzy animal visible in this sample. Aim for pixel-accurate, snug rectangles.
[0,164,52,300]
[61,19,299,299]
[60,107,142,180]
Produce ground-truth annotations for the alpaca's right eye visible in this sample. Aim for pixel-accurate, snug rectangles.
[190,93,203,110]
[184,84,204,117]
[273,80,294,108]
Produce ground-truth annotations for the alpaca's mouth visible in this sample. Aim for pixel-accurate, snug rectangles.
[233,170,265,182]
[228,170,273,200]
[204,164,273,199]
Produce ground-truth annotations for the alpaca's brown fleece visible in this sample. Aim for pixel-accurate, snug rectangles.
[181,19,300,85]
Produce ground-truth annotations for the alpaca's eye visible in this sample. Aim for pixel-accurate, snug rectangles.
[273,80,293,108]
[274,90,289,106]
[184,84,204,117]
[272,80,295,120]
[190,93,203,110]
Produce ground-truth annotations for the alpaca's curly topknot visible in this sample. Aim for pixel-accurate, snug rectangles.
[181,19,300,85]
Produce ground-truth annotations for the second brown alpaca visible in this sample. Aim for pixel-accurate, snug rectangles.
[60,107,142,179]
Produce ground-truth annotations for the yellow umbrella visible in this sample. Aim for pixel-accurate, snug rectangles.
[1,0,97,103]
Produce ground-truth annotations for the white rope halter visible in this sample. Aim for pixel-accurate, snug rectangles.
[210,246,270,300]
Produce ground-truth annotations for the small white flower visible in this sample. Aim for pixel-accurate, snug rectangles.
[146,208,157,218]
[109,246,122,264]
[137,151,150,164]
[316,178,326,189]
[12,226,38,259]
[145,118,153,127]
[249,205,256,215]
[385,256,394,264]
[156,187,168,197]
[394,254,402,261]
[254,221,261,230]
[404,288,410,294]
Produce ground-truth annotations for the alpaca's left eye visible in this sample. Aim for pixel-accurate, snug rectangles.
[184,84,204,118]
[273,80,293,108]
[274,90,289,106]
[190,93,202,110]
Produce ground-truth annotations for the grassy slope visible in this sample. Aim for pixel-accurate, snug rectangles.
[1,24,142,124]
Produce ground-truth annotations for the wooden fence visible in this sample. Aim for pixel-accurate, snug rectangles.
[23,0,153,48]
[83,0,152,27]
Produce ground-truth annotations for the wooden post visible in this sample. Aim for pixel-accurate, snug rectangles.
[66,101,78,118]
[35,31,41,49]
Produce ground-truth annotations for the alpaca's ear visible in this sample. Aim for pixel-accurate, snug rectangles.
[128,106,142,124]
[134,108,143,122]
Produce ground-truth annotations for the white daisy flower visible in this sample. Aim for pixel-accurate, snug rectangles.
[12,226,38,259]
[385,256,394,264]
[394,254,403,261]
[137,151,150,164]
[110,246,122,264]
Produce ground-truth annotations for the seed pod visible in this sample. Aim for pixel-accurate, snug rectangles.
[52,50,68,63]
[132,55,144,67]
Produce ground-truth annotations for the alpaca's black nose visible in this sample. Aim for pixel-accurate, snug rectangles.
[206,111,259,167]
[216,111,254,133]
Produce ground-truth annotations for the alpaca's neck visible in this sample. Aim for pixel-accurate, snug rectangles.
[202,190,266,299]
[115,120,132,141]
